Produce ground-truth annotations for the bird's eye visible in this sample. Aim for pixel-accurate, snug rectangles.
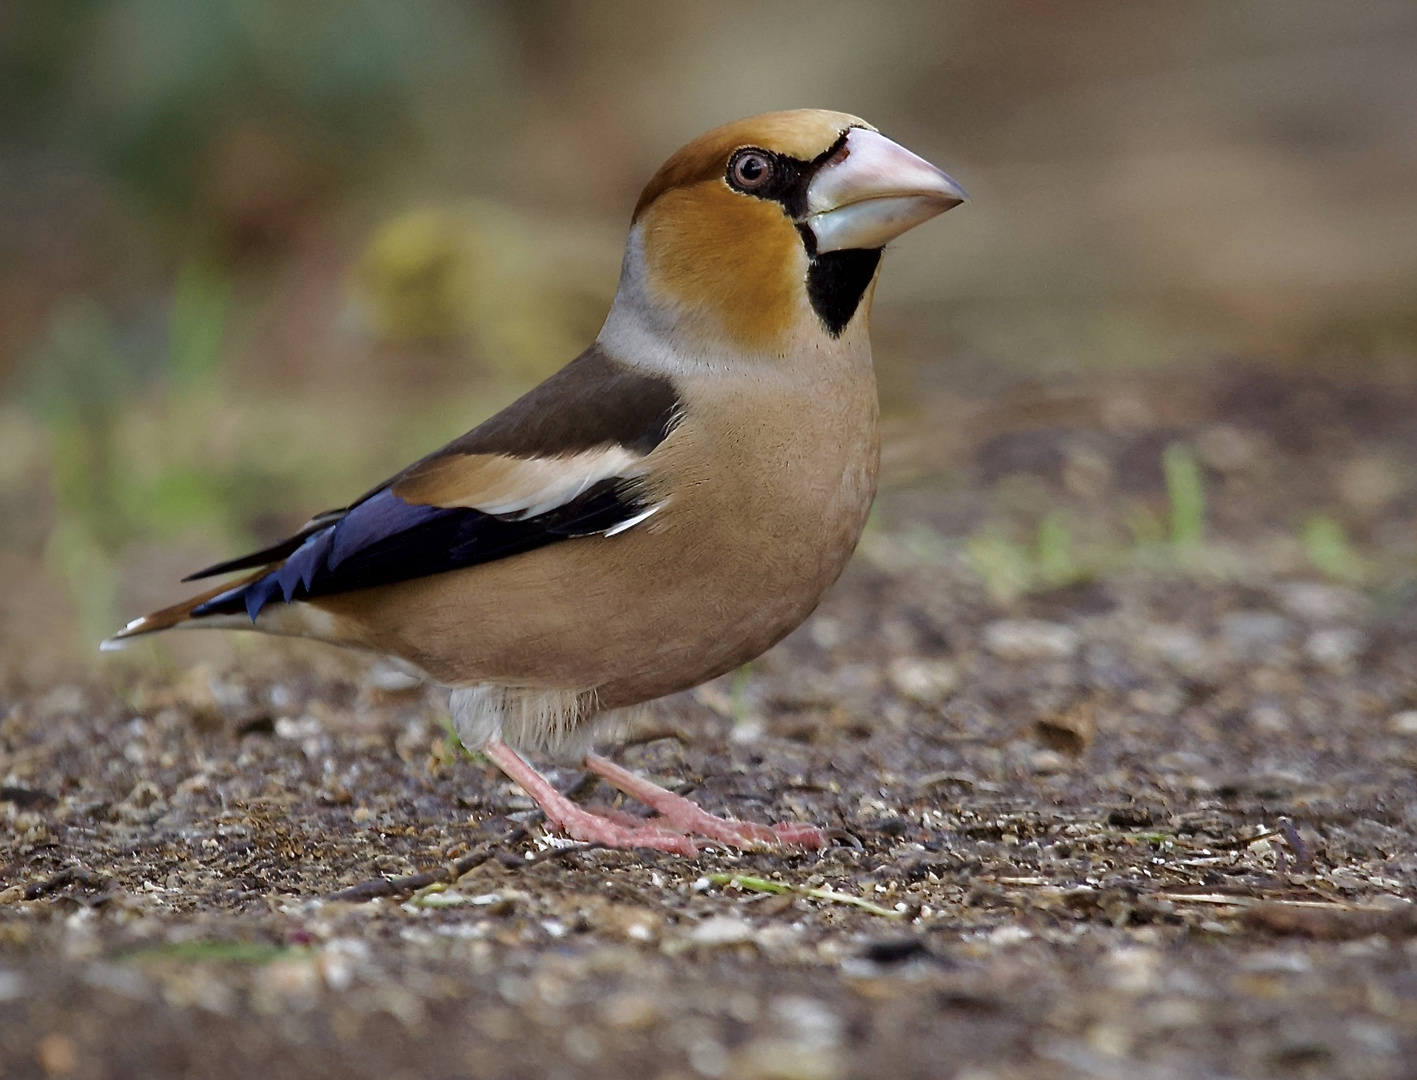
[728,150,774,192]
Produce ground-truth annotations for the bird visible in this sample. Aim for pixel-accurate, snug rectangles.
[105,110,966,856]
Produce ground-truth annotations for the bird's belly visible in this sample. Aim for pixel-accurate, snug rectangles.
[593,480,874,706]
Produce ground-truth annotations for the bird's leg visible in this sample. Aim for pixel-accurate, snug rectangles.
[482,739,699,856]
[585,754,826,850]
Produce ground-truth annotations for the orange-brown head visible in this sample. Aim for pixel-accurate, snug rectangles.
[619,109,965,356]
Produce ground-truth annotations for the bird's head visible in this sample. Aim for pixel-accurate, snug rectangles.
[610,109,965,360]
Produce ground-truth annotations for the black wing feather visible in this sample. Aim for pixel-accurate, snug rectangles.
[190,480,648,622]
[181,509,347,582]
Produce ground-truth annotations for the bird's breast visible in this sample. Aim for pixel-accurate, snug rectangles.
[622,356,881,677]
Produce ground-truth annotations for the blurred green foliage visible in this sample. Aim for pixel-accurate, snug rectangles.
[21,261,239,643]
[1163,443,1206,549]
[966,445,1223,602]
[1301,515,1367,585]
[3,0,513,219]
[966,511,1092,604]
[169,260,229,385]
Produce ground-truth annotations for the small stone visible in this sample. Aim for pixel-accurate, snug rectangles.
[1029,749,1069,775]
[688,916,755,947]
[982,620,1079,661]
[1273,581,1370,623]
[1107,806,1154,828]
[808,616,844,650]
[1086,1022,1133,1058]
[1156,750,1208,772]
[731,1039,842,1080]
[1147,998,1204,1028]
[1327,867,1366,892]
[1305,627,1365,671]
[1104,946,1160,992]
[563,1026,601,1064]
[274,715,323,740]
[601,991,660,1029]
[688,1036,730,1078]
[1194,424,1261,473]
[1337,456,1405,514]
[987,925,1032,947]
[1035,699,1096,754]
[0,970,24,1002]
[36,1033,77,1076]
[1218,611,1292,661]
[886,658,958,703]
[1138,625,1207,672]
[771,997,843,1050]
[1248,703,1290,734]
[1241,952,1311,976]
[1388,711,1417,735]
[253,957,322,1013]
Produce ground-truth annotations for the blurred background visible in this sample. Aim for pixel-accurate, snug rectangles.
[3,0,1417,686]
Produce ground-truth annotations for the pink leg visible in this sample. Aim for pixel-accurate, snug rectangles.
[585,754,826,850]
[484,740,699,856]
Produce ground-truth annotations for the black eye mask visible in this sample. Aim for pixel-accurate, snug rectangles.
[723,130,881,337]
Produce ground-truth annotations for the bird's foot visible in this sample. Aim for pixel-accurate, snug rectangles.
[484,739,699,856]
[585,754,826,851]
[544,801,701,857]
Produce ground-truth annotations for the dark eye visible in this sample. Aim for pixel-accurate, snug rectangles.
[728,150,774,192]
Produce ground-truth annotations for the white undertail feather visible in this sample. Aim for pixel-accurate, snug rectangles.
[451,684,610,760]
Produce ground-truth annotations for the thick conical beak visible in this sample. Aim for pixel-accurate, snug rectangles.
[805,128,966,253]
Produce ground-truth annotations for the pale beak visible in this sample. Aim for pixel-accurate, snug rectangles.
[805,128,966,253]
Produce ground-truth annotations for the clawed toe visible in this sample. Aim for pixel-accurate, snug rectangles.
[553,807,700,857]
[768,821,828,848]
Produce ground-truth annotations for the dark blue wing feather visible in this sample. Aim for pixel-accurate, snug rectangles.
[192,480,647,622]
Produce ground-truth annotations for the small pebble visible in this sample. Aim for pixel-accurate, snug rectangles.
[1273,581,1370,623]
[1386,711,1417,735]
[688,916,755,947]
[1248,703,1290,734]
[1104,946,1160,993]
[1337,456,1405,514]
[982,620,1079,661]
[771,997,843,1050]
[1305,627,1365,670]
[1029,749,1069,774]
[1218,611,1291,661]
[731,1039,842,1080]
[0,969,24,1002]
[36,1033,77,1077]
[808,617,844,650]
[274,715,323,740]
[1327,867,1367,892]
[886,658,958,703]
[988,925,1032,946]
[1138,625,1207,672]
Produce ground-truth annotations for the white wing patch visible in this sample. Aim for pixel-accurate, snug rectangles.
[467,448,645,518]
[396,446,663,536]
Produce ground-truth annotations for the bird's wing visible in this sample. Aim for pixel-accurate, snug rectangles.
[188,345,682,622]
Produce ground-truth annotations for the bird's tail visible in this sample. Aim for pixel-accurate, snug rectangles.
[99,570,267,652]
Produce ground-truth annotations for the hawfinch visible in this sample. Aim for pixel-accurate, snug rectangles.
[106,110,966,856]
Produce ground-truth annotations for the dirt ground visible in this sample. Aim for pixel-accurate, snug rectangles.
[4,363,1417,1080]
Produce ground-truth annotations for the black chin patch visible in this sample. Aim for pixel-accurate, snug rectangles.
[806,248,881,336]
